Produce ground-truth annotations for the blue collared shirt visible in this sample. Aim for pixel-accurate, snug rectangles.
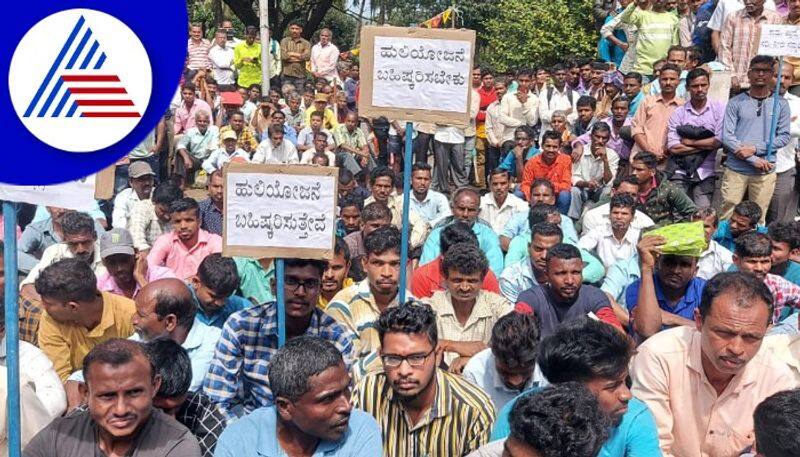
[462,348,546,412]
[498,258,537,303]
[628,91,645,117]
[491,389,661,457]
[722,92,791,174]
[190,284,252,329]
[712,220,768,252]
[420,218,504,275]
[409,190,451,226]
[625,274,706,321]
[499,212,578,245]
[214,407,382,457]
[601,256,642,308]
[498,147,540,177]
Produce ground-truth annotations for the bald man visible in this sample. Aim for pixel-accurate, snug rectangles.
[132,279,222,391]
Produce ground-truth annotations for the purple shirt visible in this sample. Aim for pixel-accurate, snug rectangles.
[96,265,177,298]
[666,99,724,181]
[572,117,633,159]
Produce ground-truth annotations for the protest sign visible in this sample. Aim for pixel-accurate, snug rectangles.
[358,26,476,126]
[222,163,338,260]
[0,165,115,209]
[758,24,800,57]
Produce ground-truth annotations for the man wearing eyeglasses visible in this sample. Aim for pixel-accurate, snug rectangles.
[352,302,496,457]
[203,258,356,419]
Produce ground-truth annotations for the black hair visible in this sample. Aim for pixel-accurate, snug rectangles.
[370,166,395,185]
[269,336,345,402]
[309,111,324,121]
[768,222,800,250]
[35,258,97,303]
[751,55,776,69]
[528,203,559,232]
[168,197,200,218]
[361,202,392,223]
[686,67,710,85]
[514,125,533,139]
[84,339,154,385]
[531,222,564,243]
[333,236,351,261]
[144,338,191,398]
[153,282,197,329]
[268,124,284,138]
[61,211,96,238]
[698,272,774,321]
[590,61,608,71]
[517,68,534,78]
[530,178,554,195]
[377,301,438,345]
[338,168,354,184]
[491,312,540,368]
[623,72,643,84]
[609,194,636,212]
[613,174,639,189]
[659,63,681,77]
[451,186,481,205]
[576,95,597,110]
[734,232,773,258]
[541,130,562,145]
[440,221,479,253]
[590,122,611,135]
[754,389,800,457]
[283,258,327,277]
[545,243,582,263]
[509,382,610,457]
[181,82,197,92]
[667,45,687,58]
[198,254,240,297]
[412,162,432,173]
[632,150,658,170]
[489,168,511,181]
[441,242,489,279]
[692,207,719,227]
[364,225,401,256]
[538,316,633,382]
[733,201,762,227]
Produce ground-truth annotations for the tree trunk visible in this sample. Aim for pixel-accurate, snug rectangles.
[213,0,224,29]
[303,0,335,40]
[222,0,259,27]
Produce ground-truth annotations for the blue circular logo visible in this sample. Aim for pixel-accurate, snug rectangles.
[2,0,187,184]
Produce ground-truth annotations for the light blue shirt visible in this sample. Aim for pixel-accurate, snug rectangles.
[462,348,546,412]
[190,285,252,329]
[601,256,642,308]
[491,391,661,457]
[409,190,451,226]
[420,219,504,275]
[499,212,578,245]
[68,316,221,392]
[177,125,220,159]
[214,406,383,457]
[498,258,537,303]
[768,311,799,336]
[33,204,107,225]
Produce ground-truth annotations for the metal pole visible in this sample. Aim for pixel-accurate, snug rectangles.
[4,202,20,457]
[397,122,414,305]
[766,56,784,162]
[276,258,286,347]
[258,0,271,95]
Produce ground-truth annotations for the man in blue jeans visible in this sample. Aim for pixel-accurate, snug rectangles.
[491,317,661,456]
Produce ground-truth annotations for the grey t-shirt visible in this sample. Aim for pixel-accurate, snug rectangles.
[23,409,201,457]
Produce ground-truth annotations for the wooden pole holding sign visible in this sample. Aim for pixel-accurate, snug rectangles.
[358,26,476,297]
[222,163,338,346]
[757,25,800,161]
[3,202,20,457]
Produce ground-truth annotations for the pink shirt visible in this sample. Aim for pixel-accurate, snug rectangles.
[96,265,177,298]
[174,99,212,134]
[631,326,795,457]
[310,42,340,80]
[147,230,222,280]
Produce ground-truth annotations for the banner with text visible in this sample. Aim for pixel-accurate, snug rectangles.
[0,175,98,210]
[359,26,475,126]
[222,163,338,260]
[758,25,800,56]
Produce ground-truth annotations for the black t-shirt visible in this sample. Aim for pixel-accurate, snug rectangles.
[515,284,610,337]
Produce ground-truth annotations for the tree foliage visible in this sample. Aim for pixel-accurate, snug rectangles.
[481,0,596,72]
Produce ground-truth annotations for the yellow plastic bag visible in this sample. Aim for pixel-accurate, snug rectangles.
[645,221,708,257]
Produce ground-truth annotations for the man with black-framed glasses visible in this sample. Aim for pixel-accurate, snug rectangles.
[203,258,356,419]
[352,302,496,457]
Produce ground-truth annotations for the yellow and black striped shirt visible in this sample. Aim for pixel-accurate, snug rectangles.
[352,369,496,457]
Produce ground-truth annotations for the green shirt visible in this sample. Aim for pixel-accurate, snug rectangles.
[621,7,679,75]
[233,257,274,304]
[233,42,262,88]
[505,236,606,284]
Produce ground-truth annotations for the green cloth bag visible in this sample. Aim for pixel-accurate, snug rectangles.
[645,221,708,257]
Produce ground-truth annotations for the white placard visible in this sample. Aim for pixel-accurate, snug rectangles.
[758,25,800,57]
[223,163,337,259]
[371,36,472,113]
[0,175,98,211]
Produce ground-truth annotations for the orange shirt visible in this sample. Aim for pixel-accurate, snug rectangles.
[521,153,573,200]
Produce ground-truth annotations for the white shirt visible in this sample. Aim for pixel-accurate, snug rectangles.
[252,138,299,164]
[485,101,504,147]
[434,125,466,144]
[581,202,655,236]
[479,193,529,235]
[111,188,147,230]
[21,242,107,288]
[538,86,578,137]
[696,240,734,280]
[776,92,800,174]
[708,0,777,31]
[462,348,548,412]
[299,149,336,165]
[201,147,250,173]
[208,43,235,85]
[498,92,539,143]
[310,42,340,81]
[571,146,620,186]
[578,224,641,269]
[0,337,65,421]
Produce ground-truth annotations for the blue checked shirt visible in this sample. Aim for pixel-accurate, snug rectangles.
[202,302,355,418]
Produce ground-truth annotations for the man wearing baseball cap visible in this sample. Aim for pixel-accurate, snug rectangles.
[112,161,156,231]
[202,130,249,174]
[303,92,339,130]
[95,228,176,299]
